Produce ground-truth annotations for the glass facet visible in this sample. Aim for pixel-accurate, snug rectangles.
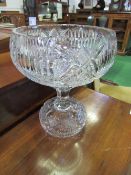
[10,24,117,138]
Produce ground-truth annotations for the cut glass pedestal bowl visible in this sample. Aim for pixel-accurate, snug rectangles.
[10,24,117,138]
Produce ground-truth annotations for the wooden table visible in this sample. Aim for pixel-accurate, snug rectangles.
[0,53,55,135]
[0,87,131,175]
[0,32,10,40]
[0,28,12,53]
[0,52,24,87]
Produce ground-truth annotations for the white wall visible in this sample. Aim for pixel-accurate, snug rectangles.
[0,0,23,13]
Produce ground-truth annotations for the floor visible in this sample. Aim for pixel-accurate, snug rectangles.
[102,55,131,87]
[99,83,131,104]
[95,55,131,104]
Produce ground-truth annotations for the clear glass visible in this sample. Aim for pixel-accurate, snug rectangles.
[10,24,117,138]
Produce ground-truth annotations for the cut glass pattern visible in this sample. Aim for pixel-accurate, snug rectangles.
[10,24,117,138]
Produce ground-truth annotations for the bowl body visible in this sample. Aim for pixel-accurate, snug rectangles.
[10,24,117,89]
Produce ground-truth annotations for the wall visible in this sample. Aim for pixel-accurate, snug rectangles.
[0,0,111,13]
[69,0,111,12]
[0,0,23,13]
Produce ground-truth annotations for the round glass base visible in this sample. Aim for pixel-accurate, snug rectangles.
[39,97,86,138]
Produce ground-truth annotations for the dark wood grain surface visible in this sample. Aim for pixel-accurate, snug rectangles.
[0,78,55,135]
[0,35,9,53]
[0,52,55,135]
[0,52,24,87]
[0,29,12,53]
[0,87,131,175]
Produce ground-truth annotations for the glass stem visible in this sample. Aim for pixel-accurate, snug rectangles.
[57,88,70,100]
[54,88,71,111]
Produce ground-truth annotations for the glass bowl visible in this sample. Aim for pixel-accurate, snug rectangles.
[10,24,117,138]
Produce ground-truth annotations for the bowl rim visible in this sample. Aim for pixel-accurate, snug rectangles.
[12,24,116,38]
